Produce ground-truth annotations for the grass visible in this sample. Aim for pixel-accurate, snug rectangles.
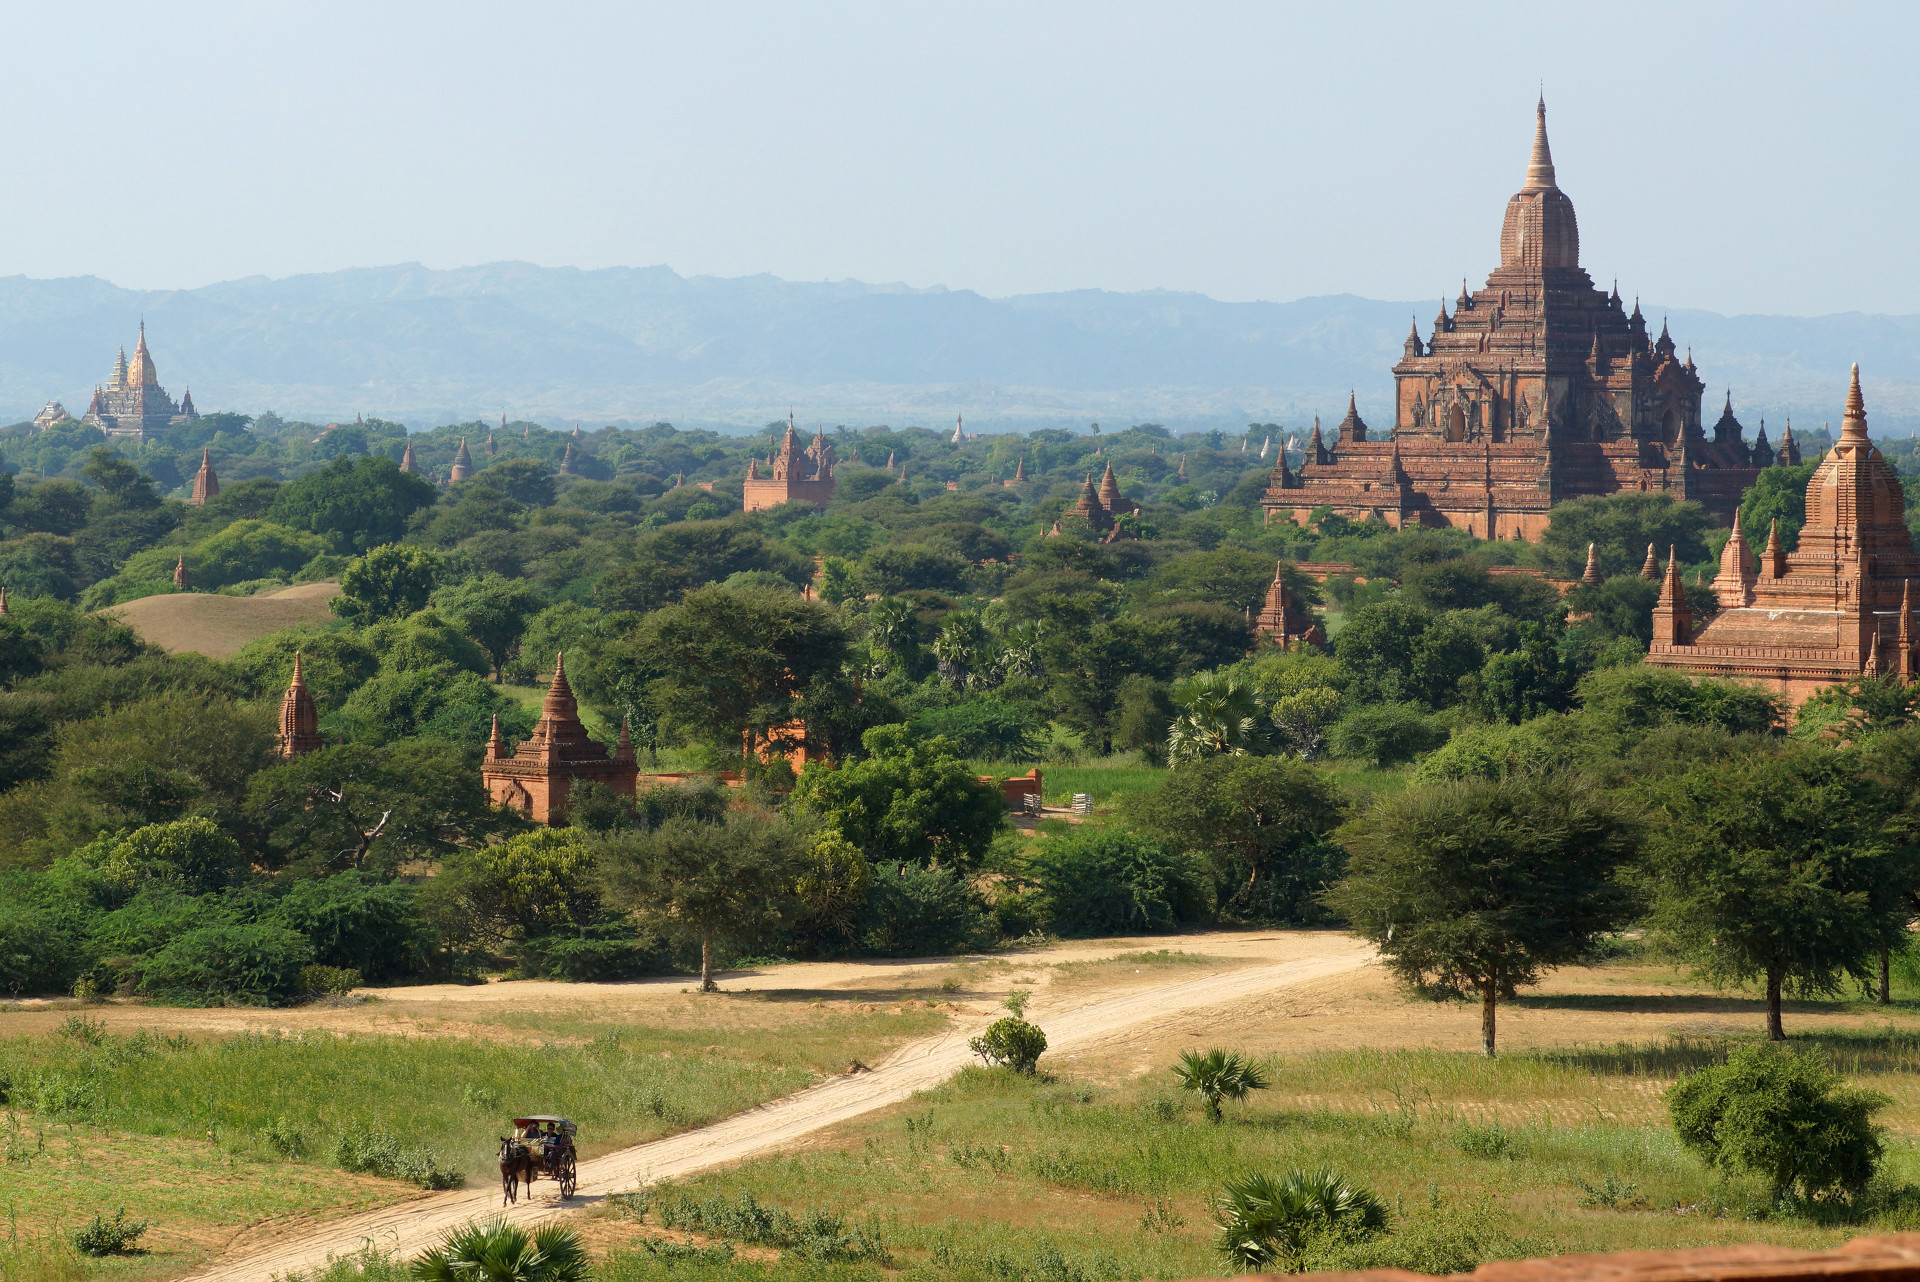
[566,1033,1920,1281]
[0,999,944,1279]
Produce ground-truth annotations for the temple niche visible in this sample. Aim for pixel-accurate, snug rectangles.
[1646,365,1920,708]
[1263,99,1759,540]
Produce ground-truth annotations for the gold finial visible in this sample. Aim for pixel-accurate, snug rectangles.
[1525,95,1556,190]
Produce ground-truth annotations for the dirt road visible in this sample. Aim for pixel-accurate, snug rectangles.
[180,940,1373,1281]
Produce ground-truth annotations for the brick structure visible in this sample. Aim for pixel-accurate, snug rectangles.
[399,439,417,473]
[1263,100,1758,539]
[1645,365,1918,707]
[277,652,325,758]
[744,413,837,512]
[79,324,197,443]
[1253,563,1325,649]
[32,401,73,431]
[189,449,219,506]
[481,654,637,824]
[1048,463,1136,538]
[449,437,475,482]
[172,554,191,591]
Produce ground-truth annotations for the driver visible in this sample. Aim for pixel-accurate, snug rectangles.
[541,1122,561,1170]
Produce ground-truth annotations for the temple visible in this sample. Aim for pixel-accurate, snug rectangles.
[743,413,837,512]
[80,324,198,443]
[1253,564,1325,649]
[277,653,325,758]
[189,449,219,506]
[481,654,637,824]
[1047,463,1136,539]
[1645,365,1920,706]
[449,438,475,482]
[1263,100,1758,538]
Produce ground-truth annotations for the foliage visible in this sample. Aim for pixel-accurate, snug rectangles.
[645,1188,888,1261]
[333,544,447,624]
[1025,827,1209,936]
[1172,1048,1270,1122]
[1537,491,1715,579]
[1214,1169,1388,1271]
[334,1126,464,1190]
[1125,755,1348,924]
[431,573,547,679]
[335,664,531,746]
[857,861,996,956]
[272,871,434,981]
[1325,777,1637,1054]
[137,922,315,1006]
[791,724,1004,869]
[428,830,600,951]
[1739,462,1820,553]
[268,454,438,553]
[408,1220,586,1279]
[968,1016,1047,1074]
[1667,1043,1889,1200]
[1326,701,1448,767]
[911,695,1044,761]
[68,1207,149,1256]
[1167,668,1266,762]
[228,628,380,715]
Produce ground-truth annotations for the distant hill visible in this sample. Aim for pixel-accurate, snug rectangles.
[4,263,1919,434]
[103,582,340,659]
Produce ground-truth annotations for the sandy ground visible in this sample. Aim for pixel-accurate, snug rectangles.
[175,933,1375,1281]
[103,580,340,657]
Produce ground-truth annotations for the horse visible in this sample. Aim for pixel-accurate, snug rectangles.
[497,1136,537,1204]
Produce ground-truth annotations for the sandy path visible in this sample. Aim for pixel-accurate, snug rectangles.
[181,940,1374,1281]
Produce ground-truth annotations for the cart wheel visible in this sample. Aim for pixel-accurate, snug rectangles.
[559,1153,576,1199]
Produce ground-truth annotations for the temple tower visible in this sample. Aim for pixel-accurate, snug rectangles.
[480,653,638,824]
[277,653,325,758]
[189,449,219,506]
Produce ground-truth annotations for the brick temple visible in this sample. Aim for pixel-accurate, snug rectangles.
[1645,365,1919,707]
[481,654,637,824]
[743,413,837,513]
[1263,100,1759,538]
[79,324,197,443]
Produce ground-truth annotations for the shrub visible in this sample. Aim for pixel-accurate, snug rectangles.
[1026,829,1209,936]
[332,1125,464,1189]
[411,1219,585,1281]
[69,1207,149,1255]
[270,871,434,982]
[300,964,363,997]
[1667,1043,1889,1201]
[648,1188,888,1262]
[858,862,997,956]
[1171,1048,1269,1122]
[969,1016,1047,1074]
[139,923,314,1006]
[1214,1170,1387,1271]
[1326,702,1449,767]
[516,921,667,981]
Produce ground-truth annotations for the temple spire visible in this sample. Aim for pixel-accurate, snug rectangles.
[1842,362,1870,440]
[1524,94,1556,190]
[1640,542,1659,580]
[1764,519,1786,579]
[1581,543,1602,586]
[1653,546,1691,646]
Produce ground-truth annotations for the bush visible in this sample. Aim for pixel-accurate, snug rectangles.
[858,862,998,956]
[69,1207,149,1256]
[1667,1043,1889,1201]
[412,1219,584,1281]
[1214,1170,1387,1271]
[332,1125,464,1189]
[648,1188,889,1261]
[1326,702,1449,767]
[516,921,667,981]
[271,871,434,982]
[969,1016,1047,1074]
[300,964,363,997]
[1026,829,1210,936]
[139,923,314,1006]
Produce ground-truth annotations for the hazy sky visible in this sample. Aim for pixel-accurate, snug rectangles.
[3,2,1915,316]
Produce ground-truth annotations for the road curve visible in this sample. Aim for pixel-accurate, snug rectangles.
[182,944,1373,1281]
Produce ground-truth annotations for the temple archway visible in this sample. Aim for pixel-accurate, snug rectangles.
[1446,404,1468,442]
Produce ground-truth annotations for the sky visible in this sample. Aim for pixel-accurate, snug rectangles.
[2,1,1915,317]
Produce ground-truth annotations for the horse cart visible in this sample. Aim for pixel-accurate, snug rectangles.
[498,1115,577,1203]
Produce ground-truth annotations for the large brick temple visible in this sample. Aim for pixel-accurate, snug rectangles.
[1263,100,1759,539]
[1645,365,1920,707]
[743,413,837,513]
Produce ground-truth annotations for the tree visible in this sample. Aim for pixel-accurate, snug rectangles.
[428,829,601,950]
[97,818,246,893]
[1167,669,1267,762]
[190,519,327,588]
[1667,1043,1888,1202]
[910,696,1044,762]
[1172,1048,1269,1122]
[269,871,432,982]
[1538,491,1715,579]
[1738,462,1820,553]
[228,629,380,715]
[245,739,505,874]
[860,543,969,595]
[267,454,439,552]
[599,813,808,990]
[791,724,1004,869]
[12,480,93,535]
[431,574,547,679]
[477,458,558,507]
[332,545,447,625]
[1025,828,1210,935]
[80,448,161,510]
[1323,778,1637,1055]
[594,523,811,611]
[335,665,532,747]
[1125,755,1348,924]
[637,585,848,757]
[1636,745,1913,1039]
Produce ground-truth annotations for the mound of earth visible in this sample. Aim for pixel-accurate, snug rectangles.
[102,581,342,658]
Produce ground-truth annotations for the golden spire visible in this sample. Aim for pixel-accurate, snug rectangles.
[1581,542,1602,586]
[1525,94,1556,190]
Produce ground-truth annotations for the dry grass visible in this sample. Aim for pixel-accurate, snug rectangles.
[103,581,340,657]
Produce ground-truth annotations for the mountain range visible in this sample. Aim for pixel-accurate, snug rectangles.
[3,262,1918,436]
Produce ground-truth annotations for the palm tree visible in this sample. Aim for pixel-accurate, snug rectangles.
[1167,670,1266,763]
[410,1219,589,1282]
[1171,1048,1269,1122]
[1214,1169,1388,1271]
[865,597,920,669]
[933,610,991,690]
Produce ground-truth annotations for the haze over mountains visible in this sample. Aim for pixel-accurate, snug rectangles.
[4,262,1918,436]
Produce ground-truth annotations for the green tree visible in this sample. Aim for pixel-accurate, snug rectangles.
[1324,778,1637,1055]
[267,454,439,552]
[1025,828,1210,935]
[594,523,811,611]
[1538,491,1715,579]
[860,543,970,595]
[190,519,327,588]
[1636,745,1913,1039]
[1167,669,1267,762]
[245,739,504,874]
[97,818,246,893]
[1171,1048,1269,1122]
[366,608,490,678]
[12,480,93,535]
[80,447,161,510]
[228,628,380,715]
[427,829,600,952]
[1668,1043,1888,1202]
[431,574,547,679]
[335,665,532,747]
[1738,462,1820,553]
[1125,755,1348,924]
[478,458,558,507]
[599,812,808,990]
[637,585,848,757]
[791,724,1004,869]
[332,544,447,625]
